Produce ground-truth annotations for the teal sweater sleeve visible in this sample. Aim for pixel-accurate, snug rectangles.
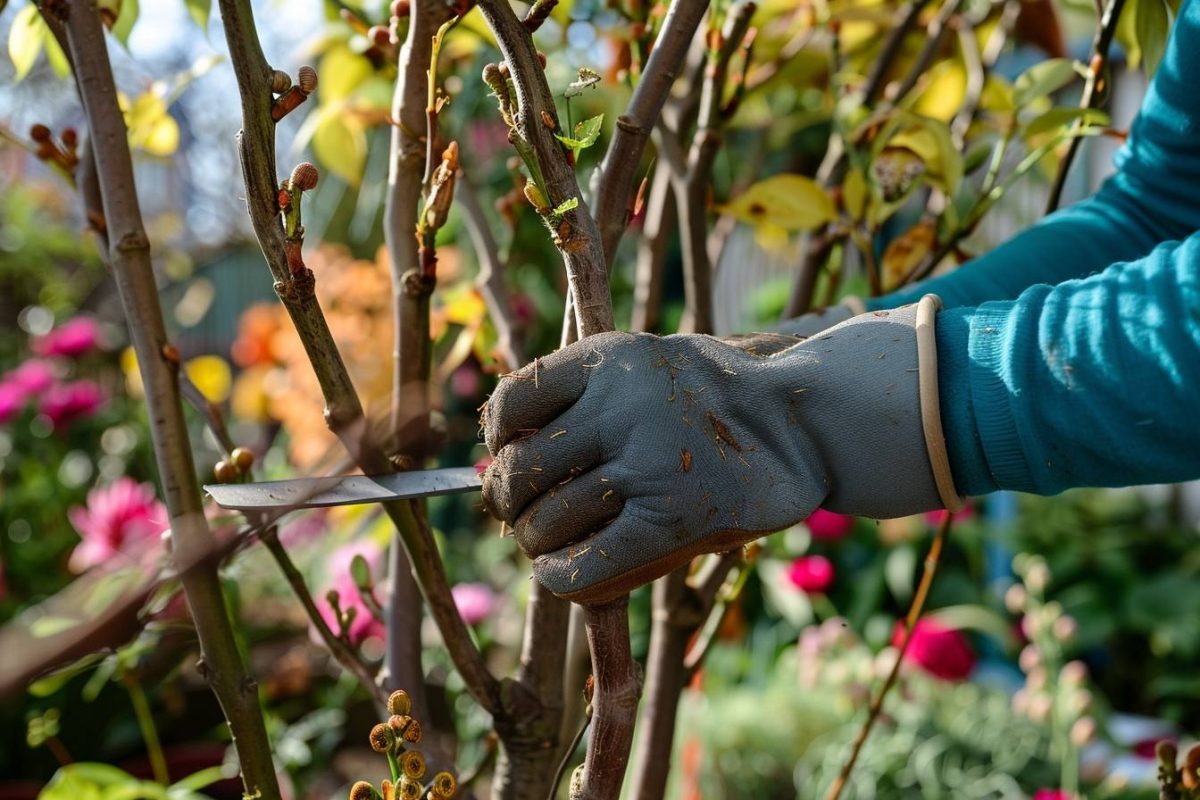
[937,235,1200,495]
[873,0,1200,311]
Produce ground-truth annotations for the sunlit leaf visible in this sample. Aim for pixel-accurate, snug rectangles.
[318,45,372,103]
[888,116,963,195]
[8,5,43,81]
[1136,0,1171,76]
[311,108,367,186]
[881,220,937,290]
[441,285,486,326]
[719,174,836,232]
[913,61,966,123]
[842,168,867,220]
[30,616,78,638]
[552,197,579,216]
[979,75,1015,114]
[872,147,926,203]
[110,0,140,46]
[554,114,603,155]
[124,91,180,156]
[185,355,231,403]
[1023,106,1110,139]
[184,0,211,32]
[1013,58,1078,107]
[43,29,69,77]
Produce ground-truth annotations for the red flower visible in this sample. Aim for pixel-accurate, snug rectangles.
[32,317,101,357]
[924,501,975,526]
[805,509,854,541]
[39,380,105,427]
[787,555,835,594]
[892,618,976,681]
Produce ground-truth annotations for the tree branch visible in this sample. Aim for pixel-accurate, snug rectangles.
[1044,0,1126,213]
[630,165,675,332]
[55,3,278,796]
[591,0,711,268]
[216,0,500,718]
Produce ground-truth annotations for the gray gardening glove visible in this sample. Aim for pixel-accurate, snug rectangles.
[481,298,959,604]
[773,297,865,338]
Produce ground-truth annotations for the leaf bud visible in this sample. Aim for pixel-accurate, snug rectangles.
[270,70,292,94]
[397,778,421,800]
[369,722,396,753]
[213,459,239,483]
[297,65,318,95]
[60,128,78,149]
[30,124,52,143]
[368,25,392,47]
[390,0,410,18]
[290,162,320,191]
[399,750,426,781]
[231,447,255,471]
[350,781,381,800]
[430,772,457,798]
[387,689,412,716]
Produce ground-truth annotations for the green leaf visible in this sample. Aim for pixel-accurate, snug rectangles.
[110,0,140,47]
[1013,58,1078,107]
[43,28,69,77]
[554,114,604,154]
[884,546,917,604]
[8,5,44,82]
[30,616,78,638]
[310,107,366,186]
[1023,106,1110,139]
[719,174,836,232]
[1136,0,1171,76]
[928,605,1018,647]
[184,0,211,32]
[350,554,371,591]
[28,653,107,697]
[552,196,579,216]
[318,46,372,103]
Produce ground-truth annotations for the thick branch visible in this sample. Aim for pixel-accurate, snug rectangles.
[217,0,499,717]
[476,0,612,337]
[58,3,278,796]
[591,0,711,267]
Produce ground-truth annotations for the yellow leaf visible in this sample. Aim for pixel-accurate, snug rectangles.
[913,61,966,123]
[842,168,868,221]
[311,108,366,186]
[231,366,273,423]
[121,347,144,399]
[980,75,1015,114]
[125,92,179,156]
[720,174,836,232]
[8,6,44,82]
[185,355,232,404]
[881,220,937,290]
[441,287,487,327]
[318,46,372,103]
[888,115,963,195]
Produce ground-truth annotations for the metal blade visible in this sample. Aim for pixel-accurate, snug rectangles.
[204,467,483,511]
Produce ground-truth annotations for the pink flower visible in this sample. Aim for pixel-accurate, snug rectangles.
[32,317,101,357]
[787,555,835,594]
[6,359,57,395]
[805,509,854,541]
[0,382,24,424]
[452,582,497,625]
[68,478,169,572]
[924,501,974,526]
[893,618,976,681]
[318,540,384,645]
[451,365,480,398]
[40,380,105,427]
[1032,791,1073,800]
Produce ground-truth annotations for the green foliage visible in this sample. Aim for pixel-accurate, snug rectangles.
[38,763,221,800]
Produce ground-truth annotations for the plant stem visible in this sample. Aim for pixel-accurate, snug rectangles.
[574,599,640,800]
[824,514,954,800]
[56,4,279,796]
[126,678,169,785]
[1044,0,1127,213]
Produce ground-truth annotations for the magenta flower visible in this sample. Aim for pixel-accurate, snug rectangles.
[893,618,976,681]
[1032,791,1073,800]
[924,501,975,526]
[805,509,854,541]
[32,317,101,358]
[0,382,24,425]
[318,540,385,645]
[40,380,106,427]
[452,582,497,625]
[787,555,835,594]
[68,478,169,572]
[6,359,57,395]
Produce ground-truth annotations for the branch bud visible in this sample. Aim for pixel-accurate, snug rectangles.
[290,162,320,192]
[390,0,410,18]
[297,65,319,95]
[270,70,292,94]
[386,689,412,716]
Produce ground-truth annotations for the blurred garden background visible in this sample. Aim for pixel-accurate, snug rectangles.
[0,0,1198,798]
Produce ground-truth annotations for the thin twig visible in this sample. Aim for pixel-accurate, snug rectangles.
[630,165,675,332]
[1044,0,1127,213]
[824,514,954,800]
[861,0,933,104]
[550,711,590,800]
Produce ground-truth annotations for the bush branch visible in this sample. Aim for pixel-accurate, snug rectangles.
[54,4,278,796]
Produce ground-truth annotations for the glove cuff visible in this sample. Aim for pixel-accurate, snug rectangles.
[915,294,964,511]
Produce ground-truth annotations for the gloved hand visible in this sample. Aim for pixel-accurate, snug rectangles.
[481,297,959,604]
[773,297,865,338]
